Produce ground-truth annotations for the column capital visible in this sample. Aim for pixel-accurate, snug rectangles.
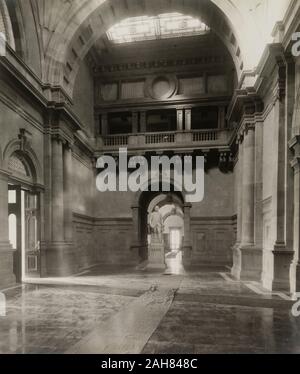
[51,133,65,144]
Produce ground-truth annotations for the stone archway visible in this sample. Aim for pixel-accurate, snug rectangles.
[43,0,249,96]
[147,194,185,273]
[131,181,192,269]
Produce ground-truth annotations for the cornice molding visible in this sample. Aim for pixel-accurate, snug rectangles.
[89,55,230,75]
[0,91,44,133]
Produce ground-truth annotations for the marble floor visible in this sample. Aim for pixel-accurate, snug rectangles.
[0,267,299,354]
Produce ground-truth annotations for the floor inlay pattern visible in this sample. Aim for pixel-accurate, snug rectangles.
[1,269,300,354]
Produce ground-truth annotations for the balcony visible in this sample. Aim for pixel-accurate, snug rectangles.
[97,129,232,153]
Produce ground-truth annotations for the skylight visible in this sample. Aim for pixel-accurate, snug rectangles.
[107,13,210,44]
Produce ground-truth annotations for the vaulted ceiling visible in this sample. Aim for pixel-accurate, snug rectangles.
[2,0,294,98]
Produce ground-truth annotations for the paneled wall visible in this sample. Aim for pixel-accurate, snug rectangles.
[73,214,95,270]
[96,73,231,104]
[191,217,235,267]
[93,218,135,266]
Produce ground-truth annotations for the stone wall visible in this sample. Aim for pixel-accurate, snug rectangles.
[72,59,95,136]
[89,166,235,267]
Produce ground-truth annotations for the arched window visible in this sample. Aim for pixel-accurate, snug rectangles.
[107,13,210,44]
[8,153,32,179]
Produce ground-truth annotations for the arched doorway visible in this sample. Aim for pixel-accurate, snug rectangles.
[147,194,185,274]
[133,186,190,274]
[7,151,41,282]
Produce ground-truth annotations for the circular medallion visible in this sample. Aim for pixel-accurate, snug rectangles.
[146,75,177,100]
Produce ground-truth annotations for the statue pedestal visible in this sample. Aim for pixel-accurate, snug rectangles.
[147,237,166,270]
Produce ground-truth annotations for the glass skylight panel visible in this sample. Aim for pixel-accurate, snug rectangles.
[107,13,209,44]
[158,13,208,38]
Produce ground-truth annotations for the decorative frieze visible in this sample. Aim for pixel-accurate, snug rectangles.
[92,55,229,75]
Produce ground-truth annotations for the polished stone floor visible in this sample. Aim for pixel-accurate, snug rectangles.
[0,267,299,354]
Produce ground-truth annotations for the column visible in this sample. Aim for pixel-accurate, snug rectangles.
[132,112,138,134]
[291,155,300,293]
[185,109,192,131]
[236,140,244,245]
[95,113,100,136]
[130,205,141,265]
[177,109,183,131]
[47,135,77,276]
[254,120,264,249]
[0,170,10,247]
[131,206,140,246]
[51,136,64,243]
[63,143,73,243]
[241,125,255,246]
[101,113,108,136]
[271,59,293,291]
[183,203,192,268]
[253,118,264,281]
[290,60,300,293]
[140,112,146,133]
[0,169,15,286]
[234,124,260,281]
[231,139,244,279]
[218,106,226,129]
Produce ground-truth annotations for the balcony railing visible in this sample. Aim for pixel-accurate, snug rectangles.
[98,129,231,151]
[193,130,219,142]
[103,135,129,147]
[145,132,176,145]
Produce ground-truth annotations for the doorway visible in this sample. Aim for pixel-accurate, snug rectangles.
[146,193,185,274]
[170,228,181,251]
[8,185,41,282]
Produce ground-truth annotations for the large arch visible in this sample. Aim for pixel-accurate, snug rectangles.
[43,0,252,97]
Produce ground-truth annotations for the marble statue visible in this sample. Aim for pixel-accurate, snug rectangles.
[149,206,164,242]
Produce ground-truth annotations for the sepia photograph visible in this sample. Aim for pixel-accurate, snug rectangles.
[0,0,300,363]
